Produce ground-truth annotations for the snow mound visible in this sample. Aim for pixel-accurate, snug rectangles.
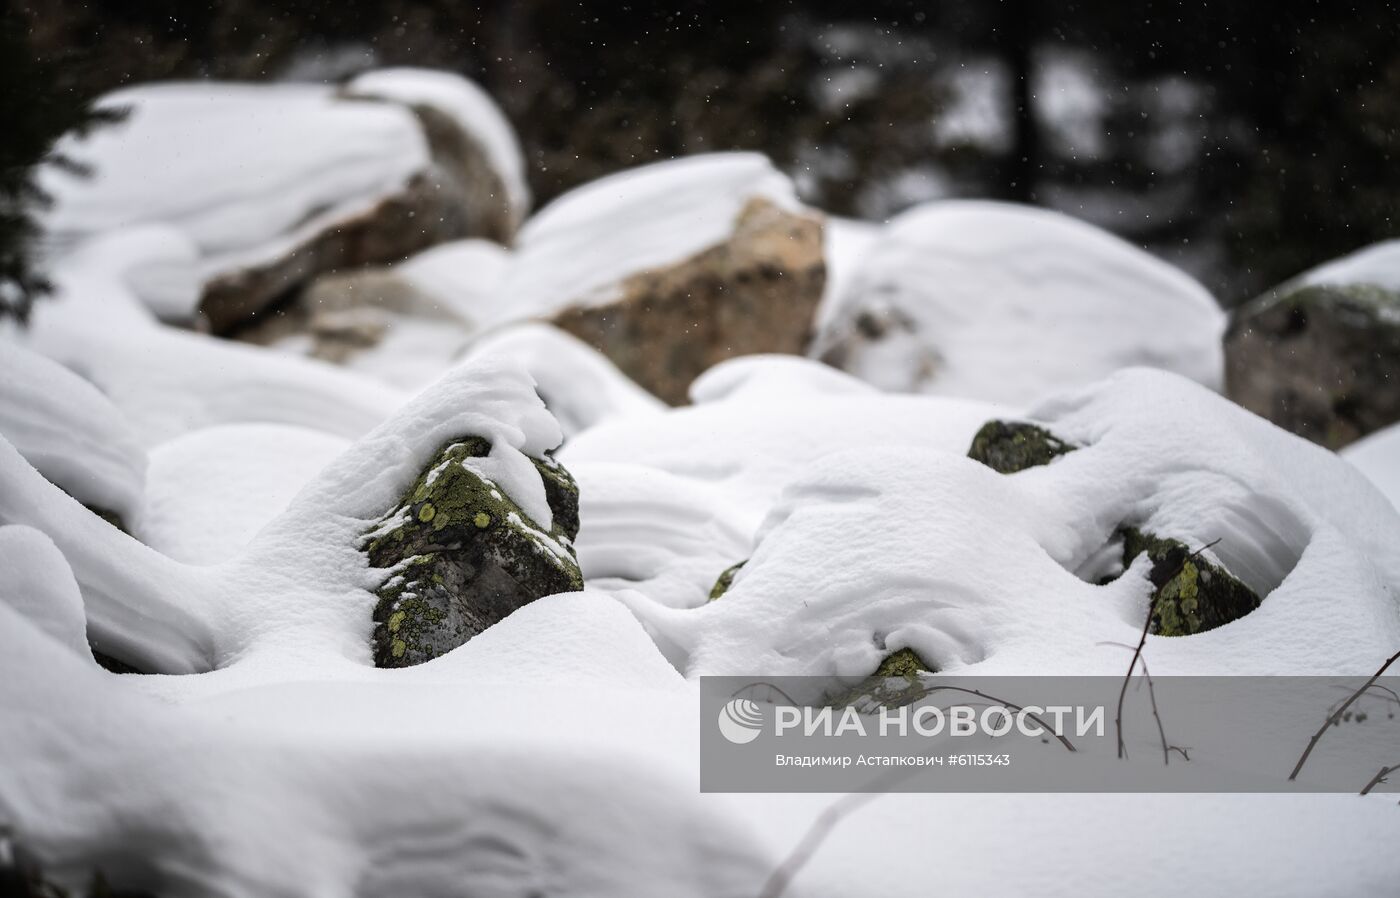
[1343,423,1400,510]
[346,67,530,221]
[569,462,752,610]
[141,424,349,565]
[0,526,89,659]
[563,355,1006,532]
[24,230,406,446]
[500,152,802,321]
[1297,238,1400,292]
[0,353,560,674]
[395,238,513,326]
[39,81,429,317]
[0,594,774,898]
[461,323,665,438]
[814,200,1226,405]
[0,342,146,522]
[625,369,1399,681]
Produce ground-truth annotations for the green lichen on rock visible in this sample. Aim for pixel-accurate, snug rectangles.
[826,647,935,710]
[1121,528,1261,636]
[364,437,584,667]
[967,420,1076,474]
[872,647,931,680]
[707,560,747,601]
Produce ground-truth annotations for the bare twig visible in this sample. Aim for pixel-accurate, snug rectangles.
[1289,648,1400,781]
[1360,763,1399,796]
[904,685,1078,752]
[1100,640,1191,765]
[1115,538,1219,759]
[757,772,906,898]
[755,681,1078,897]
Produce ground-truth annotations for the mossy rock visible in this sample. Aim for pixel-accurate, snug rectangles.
[707,560,747,601]
[1122,528,1261,636]
[967,421,1076,474]
[826,647,935,710]
[364,437,584,667]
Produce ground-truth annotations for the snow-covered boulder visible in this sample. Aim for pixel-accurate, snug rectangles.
[346,67,529,243]
[241,239,513,390]
[0,342,146,528]
[460,324,665,440]
[612,368,1400,681]
[40,72,526,332]
[1226,240,1400,449]
[503,153,827,404]
[364,437,583,667]
[23,230,407,447]
[965,417,1260,637]
[813,200,1225,405]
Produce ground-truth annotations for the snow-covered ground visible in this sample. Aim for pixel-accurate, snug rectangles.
[3,75,1399,898]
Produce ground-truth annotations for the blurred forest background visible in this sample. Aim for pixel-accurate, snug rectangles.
[6,0,1400,305]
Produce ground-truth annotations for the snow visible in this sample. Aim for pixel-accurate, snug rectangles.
[814,200,1226,405]
[39,81,430,318]
[460,324,665,439]
[396,238,513,326]
[0,342,146,522]
[500,152,802,321]
[140,424,349,565]
[818,216,881,331]
[1343,423,1400,510]
[23,230,407,447]
[5,95,1400,896]
[617,367,1398,682]
[1297,238,1400,292]
[0,526,90,659]
[564,355,1008,533]
[346,67,531,221]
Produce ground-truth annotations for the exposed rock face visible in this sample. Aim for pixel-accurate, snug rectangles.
[549,197,826,404]
[813,200,1225,404]
[707,560,746,601]
[364,438,584,668]
[237,268,456,365]
[203,77,526,335]
[202,174,469,335]
[1225,282,1400,449]
[967,421,1077,474]
[1121,528,1260,636]
[825,648,934,709]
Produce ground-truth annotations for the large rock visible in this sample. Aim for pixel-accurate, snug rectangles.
[967,420,1077,474]
[40,73,527,334]
[364,437,584,667]
[1226,243,1400,448]
[345,68,530,245]
[503,154,826,405]
[812,200,1225,405]
[237,239,512,385]
[1120,528,1261,636]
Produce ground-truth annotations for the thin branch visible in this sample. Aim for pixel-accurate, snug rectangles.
[757,770,907,898]
[1100,640,1187,766]
[1115,538,1218,759]
[1360,763,1398,796]
[904,684,1077,752]
[1289,648,1400,781]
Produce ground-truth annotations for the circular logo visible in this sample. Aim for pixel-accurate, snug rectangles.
[718,697,765,745]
